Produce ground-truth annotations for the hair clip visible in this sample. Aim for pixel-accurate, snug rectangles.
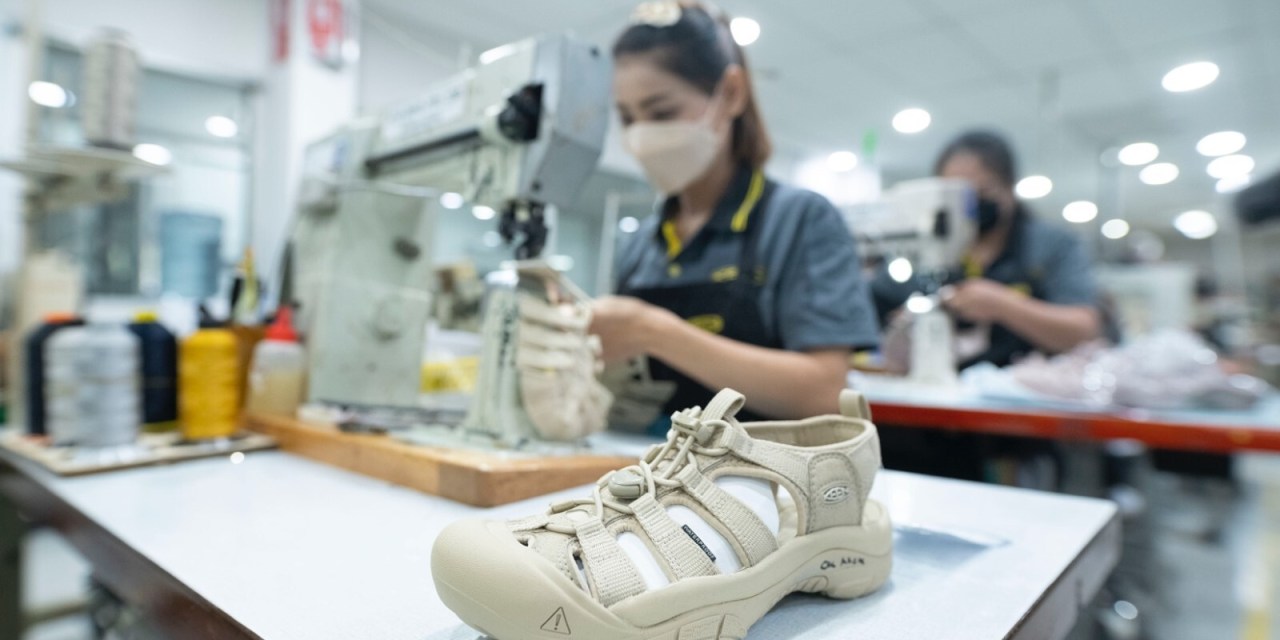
[630,1,682,27]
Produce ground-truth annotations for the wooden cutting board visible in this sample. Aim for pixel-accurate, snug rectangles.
[244,413,633,507]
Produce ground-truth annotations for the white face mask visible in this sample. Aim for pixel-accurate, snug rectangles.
[623,89,726,195]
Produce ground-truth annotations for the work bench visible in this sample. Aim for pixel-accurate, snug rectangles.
[1,445,1118,640]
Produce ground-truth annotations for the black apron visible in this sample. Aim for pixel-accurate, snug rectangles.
[618,180,779,422]
[957,211,1045,369]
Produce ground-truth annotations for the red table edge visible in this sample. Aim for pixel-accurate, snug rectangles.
[868,400,1280,454]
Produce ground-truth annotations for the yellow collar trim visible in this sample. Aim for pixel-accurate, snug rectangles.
[661,169,766,261]
[730,170,766,233]
[662,219,683,259]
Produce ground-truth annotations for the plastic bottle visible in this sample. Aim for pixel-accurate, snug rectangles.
[46,322,141,447]
[180,316,241,440]
[24,312,83,436]
[128,311,179,432]
[246,307,307,417]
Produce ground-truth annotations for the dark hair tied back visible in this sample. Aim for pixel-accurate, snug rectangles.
[934,130,1020,189]
[614,1,772,169]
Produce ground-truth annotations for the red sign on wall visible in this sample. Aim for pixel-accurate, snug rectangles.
[307,0,347,69]
[270,0,290,63]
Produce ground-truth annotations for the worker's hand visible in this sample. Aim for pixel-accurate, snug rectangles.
[943,278,1018,323]
[588,296,671,363]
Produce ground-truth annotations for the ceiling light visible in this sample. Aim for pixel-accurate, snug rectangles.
[826,151,858,172]
[1162,61,1219,92]
[887,257,913,283]
[1206,154,1254,179]
[1196,131,1246,157]
[619,216,640,233]
[204,115,238,138]
[730,17,761,46]
[892,108,931,134]
[1139,162,1179,185]
[472,205,496,221]
[1117,142,1159,166]
[132,143,172,166]
[1015,175,1053,199]
[1215,175,1251,194]
[1174,210,1218,239]
[28,81,68,108]
[479,44,517,65]
[439,192,464,210]
[1062,201,1098,224]
[1101,219,1130,239]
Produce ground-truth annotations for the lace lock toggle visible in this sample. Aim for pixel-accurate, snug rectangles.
[608,470,645,500]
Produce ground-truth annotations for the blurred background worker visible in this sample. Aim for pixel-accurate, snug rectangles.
[588,1,879,422]
[868,130,1111,487]
[871,130,1106,370]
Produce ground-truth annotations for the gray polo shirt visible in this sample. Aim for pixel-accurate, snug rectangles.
[617,166,881,351]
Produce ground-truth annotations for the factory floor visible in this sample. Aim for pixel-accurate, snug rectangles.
[19,456,1280,640]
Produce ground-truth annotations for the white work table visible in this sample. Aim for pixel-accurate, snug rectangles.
[0,447,1119,640]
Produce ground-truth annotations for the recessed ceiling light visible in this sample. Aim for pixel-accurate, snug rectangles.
[892,108,931,134]
[887,257,913,283]
[1174,210,1218,239]
[28,81,68,108]
[472,205,496,221]
[1139,162,1179,185]
[1196,131,1246,157]
[619,216,640,233]
[1206,154,1254,179]
[1117,142,1159,166]
[1215,175,1252,194]
[730,17,761,46]
[1162,61,1219,92]
[132,143,172,166]
[1015,175,1053,199]
[1101,219,1130,239]
[439,192,464,210]
[826,151,858,172]
[204,115,238,138]
[1062,201,1099,224]
[479,44,517,65]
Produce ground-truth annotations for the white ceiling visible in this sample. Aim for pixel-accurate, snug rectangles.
[366,0,1280,231]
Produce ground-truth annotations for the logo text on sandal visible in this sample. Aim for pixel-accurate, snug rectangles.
[820,556,866,571]
[822,485,851,504]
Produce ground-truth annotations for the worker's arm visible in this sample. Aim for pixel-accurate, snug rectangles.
[590,297,848,419]
[945,278,1101,354]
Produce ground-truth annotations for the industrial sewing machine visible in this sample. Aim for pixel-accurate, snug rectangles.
[847,178,978,384]
[288,34,611,415]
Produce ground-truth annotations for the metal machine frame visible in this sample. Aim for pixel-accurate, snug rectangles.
[288,34,611,409]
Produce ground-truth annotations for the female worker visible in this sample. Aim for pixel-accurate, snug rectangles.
[872,130,1105,369]
[589,1,879,421]
[871,131,1107,483]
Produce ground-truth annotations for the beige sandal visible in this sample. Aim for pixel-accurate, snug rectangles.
[432,388,892,639]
